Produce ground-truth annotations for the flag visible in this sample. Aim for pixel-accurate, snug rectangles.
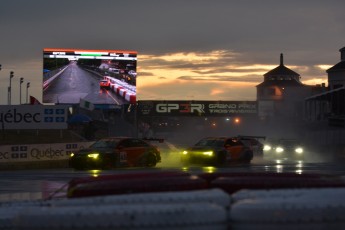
[30,96,42,105]
[79,98,95,111]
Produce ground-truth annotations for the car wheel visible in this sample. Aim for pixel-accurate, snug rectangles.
[140,153,157,167]
[241,150,253,163]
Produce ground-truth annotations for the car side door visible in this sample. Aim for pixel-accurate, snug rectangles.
[119,139,148,166]
[225,138,244,161]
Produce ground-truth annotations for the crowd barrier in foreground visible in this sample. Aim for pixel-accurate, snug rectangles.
[1,186,345,229]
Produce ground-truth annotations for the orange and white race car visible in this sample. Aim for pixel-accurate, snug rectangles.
[99,79,110,89]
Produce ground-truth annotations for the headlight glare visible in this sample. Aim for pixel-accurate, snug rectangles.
[295,147,303,154]
[276,147,284,153]
[263,145,271,151]
[182,150,188,155]
[202,151,213,156]
[88,153,99,159]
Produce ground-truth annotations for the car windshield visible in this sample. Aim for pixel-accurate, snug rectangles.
[195,138,225,147]
[279,139,300,146]
[91,139,120,148]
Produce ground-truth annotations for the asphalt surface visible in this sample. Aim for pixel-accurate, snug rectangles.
[43,62,126,104]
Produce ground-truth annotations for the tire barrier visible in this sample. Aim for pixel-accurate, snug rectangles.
[230,188,345,230]
[0,188,229,209]
[51,188,231,209]
[232,187,345,203]
[198,172,325,184]
[210,175,345,194]
[67,172,208,198]
[197,172,345,194]
[1,189,229,230]
[13,204,227,230]
[69,170,190,185]
[68,171,191,194]
[68,171,345,198]
[3,187,345,230]
[68,175,208,198]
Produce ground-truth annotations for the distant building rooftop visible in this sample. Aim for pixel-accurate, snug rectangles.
[263,53,300,78]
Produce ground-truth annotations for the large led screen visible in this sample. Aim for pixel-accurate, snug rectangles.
[43,48,137,106]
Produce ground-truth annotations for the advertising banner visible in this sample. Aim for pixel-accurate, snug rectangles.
[0,105,68,130]
[0,142,94,163]
[137,100,257,116]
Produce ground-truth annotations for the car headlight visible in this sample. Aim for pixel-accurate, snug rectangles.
[87,153,99,159]
[70,153,75,157]
[295,147,303,154]
[263,145,272,151]
[276,147,284,153]
[202,151,213,156]
[182,150,188,155]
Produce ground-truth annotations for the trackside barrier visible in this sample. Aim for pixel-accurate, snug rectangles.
[68,175,208,198]
[1,189,229,230]
[13,204,227,230]
[231,187,345,203]
[210,176,345,194]
[67,171,345,198]
[104,76,136,103]
[0,189,230,209]
[230,188,345,230]
[198,172,325,183]
[68,171,191,189]
[198,172,345,194]
[3,187,345,229]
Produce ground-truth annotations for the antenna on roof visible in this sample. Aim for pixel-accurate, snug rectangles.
[280,53,284,66]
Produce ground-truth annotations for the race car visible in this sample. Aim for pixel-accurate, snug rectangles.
[69,137,162,170]
[263,138,304,161]
[181,137,254,166]
[99,79,110,89]
[236,135,265,157]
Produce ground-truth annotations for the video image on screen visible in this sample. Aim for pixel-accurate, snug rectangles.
[43,48,137,105]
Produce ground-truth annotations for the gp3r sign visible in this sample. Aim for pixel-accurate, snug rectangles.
[137,101,257,116]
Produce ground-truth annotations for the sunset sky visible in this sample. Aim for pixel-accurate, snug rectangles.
[0,0,344,105]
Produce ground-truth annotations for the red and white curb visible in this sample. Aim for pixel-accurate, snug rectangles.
[105,76,136,103]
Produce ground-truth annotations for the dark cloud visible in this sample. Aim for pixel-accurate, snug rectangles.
[0,0,344,103]
[177,75,262,82]
[1,0,344,63]
[137,72,154,77]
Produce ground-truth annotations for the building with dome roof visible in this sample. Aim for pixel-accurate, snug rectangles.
[256,53,324,120]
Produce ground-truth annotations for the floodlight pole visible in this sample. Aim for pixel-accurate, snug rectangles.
[26,82,30,104]
[19,77,24,104]
[8,71,14,105]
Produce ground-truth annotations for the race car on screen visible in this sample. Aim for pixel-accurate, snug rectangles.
[181,137,254,165]
[99,79,110,89]
[69,137,162,170]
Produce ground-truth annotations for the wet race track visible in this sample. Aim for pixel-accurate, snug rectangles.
[1,146,345,199]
